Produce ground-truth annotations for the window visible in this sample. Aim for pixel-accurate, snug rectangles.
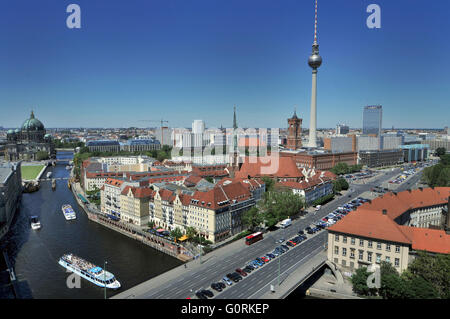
[334,246,339,255]
[395,245,400,253]
[342,260,346,266]
[359,239,364,247]
[386,256,391,264]
[359,250,364,260]
[343,236,347,244]
[350,249,355,259]
[342,248,347,257]
[395,258,400,267]
[377,242,382,250]
[376,254,381,264]
[386,244,391,252]
[351,238,356,245]
[335,234,340,242]
[368,240,373,248]
[367,252,372,262]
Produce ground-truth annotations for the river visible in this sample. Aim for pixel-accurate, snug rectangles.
[2,151,182,299]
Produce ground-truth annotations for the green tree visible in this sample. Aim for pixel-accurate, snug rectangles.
[332,177,349,193]
[330,162,350,175]
[185,226,197,240]
[435,147,446,157]
[351,267,377,296]
[241,206,264,231]
[407,251,450,298]
[35,151,49,161]
[170,227,183,240]
[260,191,305,228]
[204,176,214,183]
[261,176,275,192]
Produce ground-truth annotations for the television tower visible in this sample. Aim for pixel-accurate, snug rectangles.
[307,0,322,148]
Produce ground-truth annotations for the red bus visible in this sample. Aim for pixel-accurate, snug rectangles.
[245,232,263,245]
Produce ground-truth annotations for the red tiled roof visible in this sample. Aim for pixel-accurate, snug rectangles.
[190,181,251,210]
[359,187,450,220]
[328,187,450,253]
[398,226,450,254]
[236,156,303,179]
[104,178,124,187]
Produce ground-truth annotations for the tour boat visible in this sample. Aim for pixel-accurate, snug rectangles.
[30,216,41,230]
[61,204,76,220]
[58,254,121,289]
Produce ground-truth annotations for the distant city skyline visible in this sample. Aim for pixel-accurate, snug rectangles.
[1,0,449,129]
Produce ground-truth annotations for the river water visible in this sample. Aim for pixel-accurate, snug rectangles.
[2,151,182,299]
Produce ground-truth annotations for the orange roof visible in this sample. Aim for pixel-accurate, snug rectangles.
[190,182,251,210]
[328,187,450,253]
[328,209,412,244]
[236,156,303,179]
[359,187,450,220]
[105,178,124,187]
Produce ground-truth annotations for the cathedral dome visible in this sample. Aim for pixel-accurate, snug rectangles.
[21,111,45,131]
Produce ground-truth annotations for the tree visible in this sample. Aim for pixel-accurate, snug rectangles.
[406,275,439,299]
[333,177,349,193]
[379,261,404,299]
[185,226,197,240]
[260,191,305,228]
[351,267,377,296]
[35,151,49,161]
[204,176,214,183]
[435,147,446,157]
[407,251,450,298]
[241,207,264,231]
[261,176,275,192]
[170,227,183,240]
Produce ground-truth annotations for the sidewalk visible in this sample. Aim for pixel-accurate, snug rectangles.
[259,249,327,299]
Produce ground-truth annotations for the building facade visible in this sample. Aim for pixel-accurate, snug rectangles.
[0,161,22,241]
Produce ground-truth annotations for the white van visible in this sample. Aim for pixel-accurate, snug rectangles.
[315,205,321,211]
[280,218,292,229]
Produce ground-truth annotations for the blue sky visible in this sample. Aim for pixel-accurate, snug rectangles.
[0,0,449,129]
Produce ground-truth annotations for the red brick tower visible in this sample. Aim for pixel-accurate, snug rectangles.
[287,110,302,150]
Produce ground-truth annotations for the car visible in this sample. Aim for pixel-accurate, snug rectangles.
[261,256,270,263]
[201,289,214,298]
[243,266,253,273]
[306,228,314,234]
[286,241,294,247]
[196,291,208,299]
[267,253,276,259]
[227,273,241,282]
[255,258,265,265]
[298,230,305,235]
[222,276,233,286]
[245,264,255,270]
[277,238,285,243]
[281,244,289,251]
[235,268,247,277]
[288,240,297,246]
[211,283,222,292]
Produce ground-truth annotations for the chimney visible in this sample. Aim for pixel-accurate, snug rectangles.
[382,209,387,215]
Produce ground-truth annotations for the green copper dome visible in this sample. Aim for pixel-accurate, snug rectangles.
[21,111,44,131]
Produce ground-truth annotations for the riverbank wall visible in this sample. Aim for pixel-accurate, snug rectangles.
[69,183,193,262]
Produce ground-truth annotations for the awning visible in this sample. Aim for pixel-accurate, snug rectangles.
[156,228,165,232]
[178,235,189,242]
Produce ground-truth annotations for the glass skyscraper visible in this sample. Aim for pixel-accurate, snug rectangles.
[363,105,382,136]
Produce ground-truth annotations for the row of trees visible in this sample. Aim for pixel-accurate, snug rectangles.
[54,140,85,149]
[422,153,450,187]
[241,186,305,230]
[329,163,363,176]
[352,252,450,299]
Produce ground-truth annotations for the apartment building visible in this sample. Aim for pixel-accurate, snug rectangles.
[119,186,155,226]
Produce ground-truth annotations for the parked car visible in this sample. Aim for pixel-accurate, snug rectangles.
[211,283,223,292]
[222,276,233,286]
[196,291,208,299]
[267,253,276,259]
[235,268,247,277]
[281,244,289,251]
[201,289,214,298]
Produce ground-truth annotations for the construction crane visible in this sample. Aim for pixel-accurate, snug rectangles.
[138,119,169,145]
